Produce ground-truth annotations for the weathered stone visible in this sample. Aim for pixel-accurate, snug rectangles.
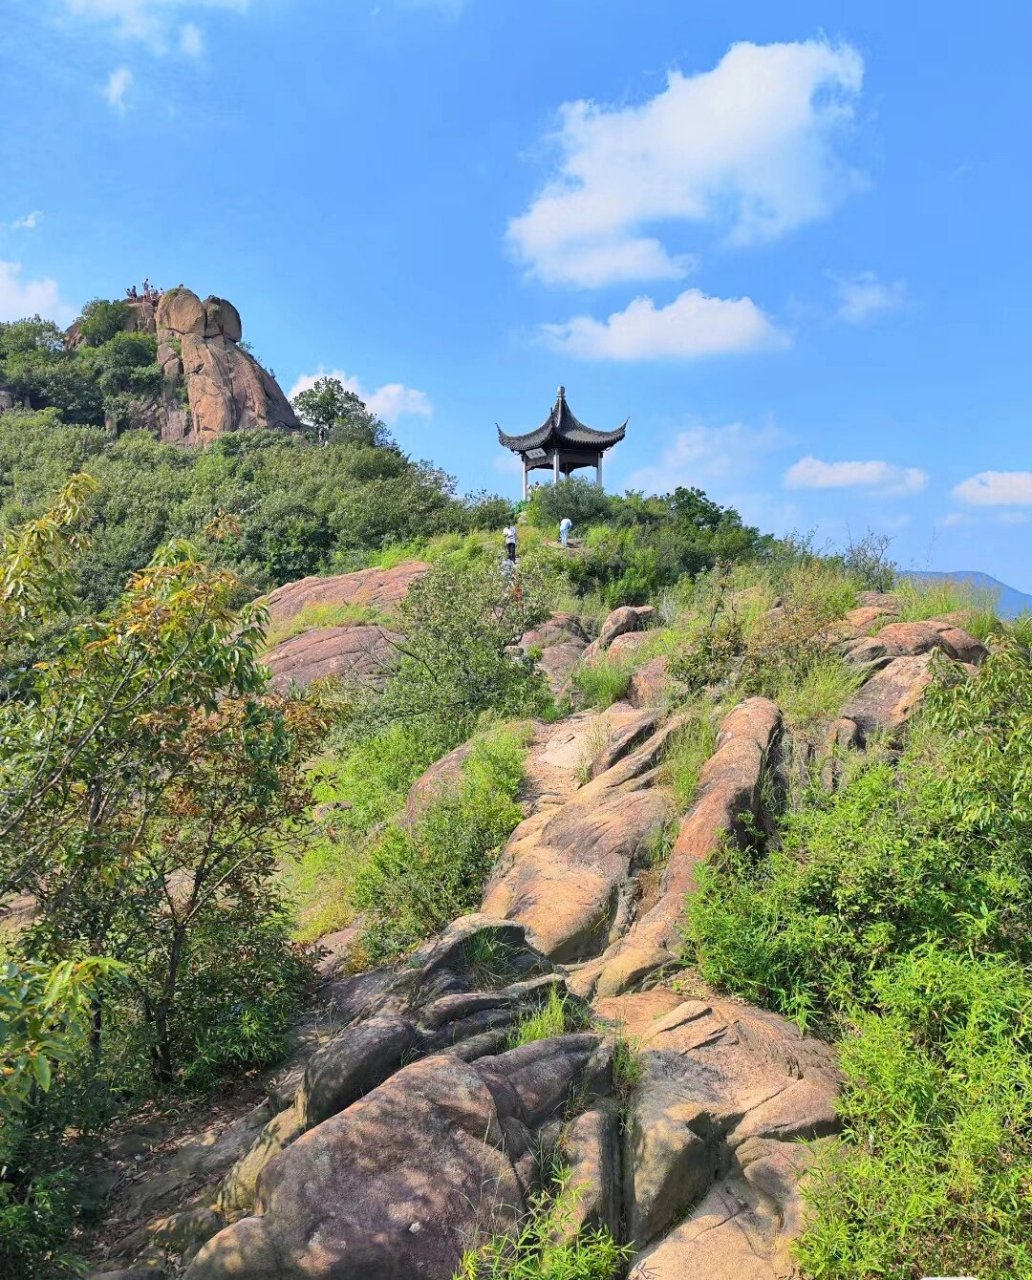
[557,1101,621,1241]
[299,1015,421,1128]
[627,655,669,708]
[819,716,862,791]
[593,698,782,997]
[843,618,986,668]
[841,653,934,739]
[581,605,654,663]
[185,1037,602,1280]
[216,1104,304,1217]
[612,995,838,1262]
[263,561,428,627]
[482,719,679,961]
[607,630,652,660]
[404,738,475,824]
[264,623,399,692]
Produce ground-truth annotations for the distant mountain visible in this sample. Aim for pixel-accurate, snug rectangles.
[904,570,1032,619]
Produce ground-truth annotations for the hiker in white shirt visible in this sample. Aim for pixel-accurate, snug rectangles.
[559,516,572,548]
[503,523,517,563]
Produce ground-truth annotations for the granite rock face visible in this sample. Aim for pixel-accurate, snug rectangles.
[154,288,301,444]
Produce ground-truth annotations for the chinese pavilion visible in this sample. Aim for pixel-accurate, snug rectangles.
[497,386,627,499]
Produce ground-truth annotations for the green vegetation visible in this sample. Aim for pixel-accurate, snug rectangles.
[660,709,718,812]
[572,652,634,708]
[688,622,1032,1278]
[352,724,530,963]
[526,477,771,606]
[0,409,509,609]
[0,481,321,1273]
[454,1166,631,1280]
[264,599,390,647]
[507,986,589,1048]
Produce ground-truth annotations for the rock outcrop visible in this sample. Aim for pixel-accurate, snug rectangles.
[66,287,302,445]
[264,624,399,693]
[155,288,301,445]
[261,561,429,692]
[263,562,429,628]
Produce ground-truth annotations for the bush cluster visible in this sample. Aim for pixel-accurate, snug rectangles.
[688,623,1032,1277]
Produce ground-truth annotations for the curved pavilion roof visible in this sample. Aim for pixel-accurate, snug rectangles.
[497,386,627,453]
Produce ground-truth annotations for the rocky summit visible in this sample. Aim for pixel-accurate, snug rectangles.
[67,286,301,445]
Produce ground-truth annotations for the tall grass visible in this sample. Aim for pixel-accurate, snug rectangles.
[453,1166,631,1280]
[687,628,1032,1278]
[660,710,718,812]
[507,986,588,1048]
[351,723,530,963]
[572,655,634,708]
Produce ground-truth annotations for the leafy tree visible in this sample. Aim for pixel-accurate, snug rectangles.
[293,376,393,447]
[0,478,323,1083]
[366,558,554,752]
[76,298,131,348]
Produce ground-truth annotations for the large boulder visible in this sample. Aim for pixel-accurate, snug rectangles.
[843,618,986,668]
[154,288,301,445]
[263,623,399,692]
[519,612,590,696]
[185,1037,610,1280]
[593,992,839,1271]
[581,605,655,664]
[841,653,935,740]
[481,715,681,961]
[263,562,429,628]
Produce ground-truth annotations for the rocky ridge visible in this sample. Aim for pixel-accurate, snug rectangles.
[89,585,987,1280]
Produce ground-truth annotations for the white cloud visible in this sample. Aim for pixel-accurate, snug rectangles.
[179,22,204,56]
[287,369,432,425]
[9,211,42,231]
[953,470,1032,506]
[626,420,789,494]
[785,455,927,496]
[62,0,246,52]
[541,288,788,361]
[508,39,864,287]
[0,261,76,325]
[833,271,907,322]
[103,66,133,111]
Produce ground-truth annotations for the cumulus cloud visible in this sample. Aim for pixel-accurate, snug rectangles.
[626,420,789,494]
[952,470,1032,506]
[540,288,788,361]
[784,455,927,496]
[833,271,907,323]
[508,39,865,287]
[287,368,432,425]
[103,66,133,111]
[0,261,76,325]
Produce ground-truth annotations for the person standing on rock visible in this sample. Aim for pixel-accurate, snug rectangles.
[503,522,517,564]
[559,516,572,548]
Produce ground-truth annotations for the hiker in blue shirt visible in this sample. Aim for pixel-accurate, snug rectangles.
[559,516,573,548]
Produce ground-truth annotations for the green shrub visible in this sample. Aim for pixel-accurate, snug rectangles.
[660,709,718,812]
[0,1172,81,1279]
[353,726,528,963]
[798,948,1032,1280]
[687,628,1032,1275]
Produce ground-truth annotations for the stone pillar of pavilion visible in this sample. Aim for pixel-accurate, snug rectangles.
[497,386,627,500]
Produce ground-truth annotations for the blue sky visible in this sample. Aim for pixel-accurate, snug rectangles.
[2,0,1030,588]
